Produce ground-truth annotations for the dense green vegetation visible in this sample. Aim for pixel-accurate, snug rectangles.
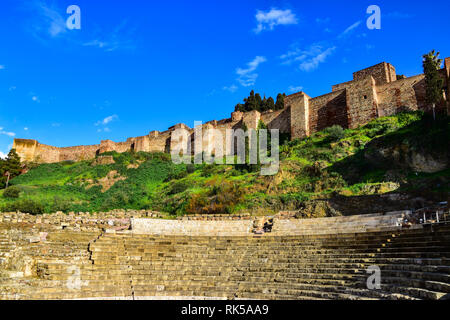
[235,90,286,113]
[1,111,448,216]
[423,50,444,119]
[0,149,22,189]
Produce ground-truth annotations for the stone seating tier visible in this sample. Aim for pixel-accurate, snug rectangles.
[0,212,449,300]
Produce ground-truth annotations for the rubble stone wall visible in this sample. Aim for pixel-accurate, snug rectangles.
[13,59,450,163]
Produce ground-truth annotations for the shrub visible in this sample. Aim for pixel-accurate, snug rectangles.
[186,164,195,174]
[165,169,188,181]
[51,196,71,212]
[324,125,346,141]
[168,181,189,195]
[395,111,423,127]
[3,186,21,199]
[3,199,45,215]
[185,181,243,215]
[201,164,216,177]
[185,193,210,215]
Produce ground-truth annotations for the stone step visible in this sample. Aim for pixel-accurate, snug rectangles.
[2,219,449,300]
[379,284,447,300]
[378,263,450,273]
[90,252,450,264]
[379,269,450,283]
[88,256,450,269]
[380,276,450,293]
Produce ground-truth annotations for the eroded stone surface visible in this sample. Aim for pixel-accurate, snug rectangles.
[0,210,449,300]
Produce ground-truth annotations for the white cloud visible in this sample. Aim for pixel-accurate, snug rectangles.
[280,48,304,63]
[31,0,67,38]
[281,44,336,72]
[83,20,136,52]
[97,127,111,133]
[51,123,61,127]
[32,96,40,103]
[280,17,364,73]
[223,84,238,93]
[83,40,108,49]
[102,115,117,125]
[0,151,6,159]
[96,115,118,126]
[236,56,267,87]
[0,65,5,70]
[9,86,16,91]
[339,21,362,38]
[236,56,267,76]
[26,2,136,52]
[288,86,303,93]
[254,8,298,34]
[0,127,16,137]
[299,46,336,72]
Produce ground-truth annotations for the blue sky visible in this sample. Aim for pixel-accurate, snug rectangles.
[1,0,450,157]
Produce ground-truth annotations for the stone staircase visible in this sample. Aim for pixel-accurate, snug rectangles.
[0,212,449,300]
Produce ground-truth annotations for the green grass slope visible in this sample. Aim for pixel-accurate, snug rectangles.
[1,111,449,216]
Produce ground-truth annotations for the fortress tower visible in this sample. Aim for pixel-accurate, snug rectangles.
[13,57,450,163]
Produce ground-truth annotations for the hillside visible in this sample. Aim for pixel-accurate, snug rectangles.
[1,111,449,217]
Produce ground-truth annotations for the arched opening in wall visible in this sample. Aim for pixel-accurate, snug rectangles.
[95,149,100,157]
[130,143,136,152]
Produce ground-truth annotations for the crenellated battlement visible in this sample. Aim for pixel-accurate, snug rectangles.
[13,57,450,163]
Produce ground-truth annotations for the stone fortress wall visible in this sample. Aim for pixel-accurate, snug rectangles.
[13,58,450,163]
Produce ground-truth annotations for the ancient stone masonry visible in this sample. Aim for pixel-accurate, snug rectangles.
[1,210,450,300]
[13,58,450,163]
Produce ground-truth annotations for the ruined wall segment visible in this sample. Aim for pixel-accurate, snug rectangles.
[286,92,310,139]
[332,80,353,92]
[12,57,450,164]
[242,110,261,130]
[13,139,39,163]
[376,74,427,117]
[133,131,169,153]
[59,145,100,162]
[260,108,291,133]
[346,76,379,129]
[309,90,348,133]
[353,62,396,86]
[169,123,193,156]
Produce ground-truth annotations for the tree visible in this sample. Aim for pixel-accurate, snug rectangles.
[244,90,259,111]
[423,50,444,120]
[266,97,275,111]
[254,93,262,111]
[0,149,22,189]
[234,103,245,112]
[235,91,284,113]
[275,93,286,111]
